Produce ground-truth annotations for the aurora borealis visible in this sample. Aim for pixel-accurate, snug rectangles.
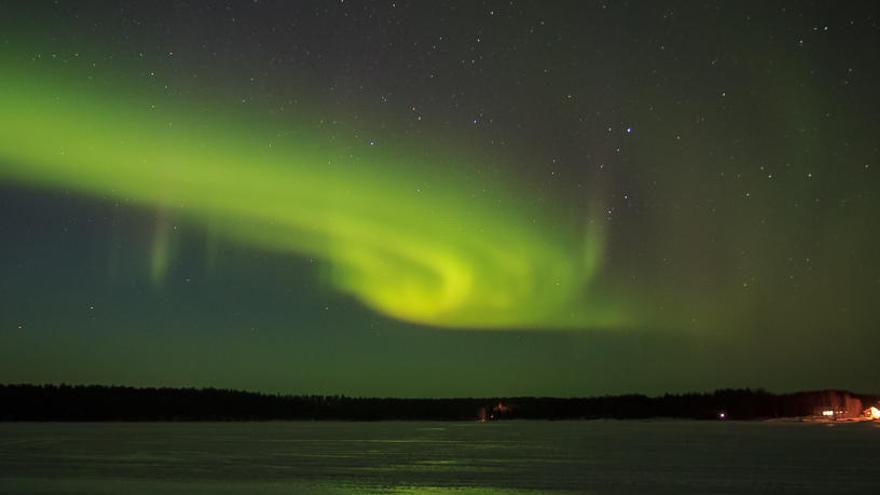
[1,1,879,396]
[0,54,613,330]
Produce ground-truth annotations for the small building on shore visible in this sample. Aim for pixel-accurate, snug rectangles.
[812,391,864,420]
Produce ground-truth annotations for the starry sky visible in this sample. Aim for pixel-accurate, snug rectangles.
[1,0,878,397]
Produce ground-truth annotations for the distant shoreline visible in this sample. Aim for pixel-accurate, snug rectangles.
[2,384,878,422]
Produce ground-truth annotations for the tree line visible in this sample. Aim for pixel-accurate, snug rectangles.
[0,384,876,421]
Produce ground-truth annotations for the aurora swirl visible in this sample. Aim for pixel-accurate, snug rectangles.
[0,56,618,330]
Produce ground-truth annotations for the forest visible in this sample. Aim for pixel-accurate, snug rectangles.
[1,384,876,421]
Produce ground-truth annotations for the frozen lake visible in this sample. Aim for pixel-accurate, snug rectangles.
[1,420,878,494]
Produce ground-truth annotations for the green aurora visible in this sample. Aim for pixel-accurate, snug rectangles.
[0,55,617,330]
[1,1,878,397]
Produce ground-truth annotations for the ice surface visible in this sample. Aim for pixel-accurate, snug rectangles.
[1,420,878,494]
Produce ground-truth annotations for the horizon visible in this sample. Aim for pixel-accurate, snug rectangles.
[4,382,880,399]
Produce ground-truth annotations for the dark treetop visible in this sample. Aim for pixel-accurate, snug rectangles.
[2,384,876,422]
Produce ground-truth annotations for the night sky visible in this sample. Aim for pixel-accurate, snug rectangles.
[1,1,878,397]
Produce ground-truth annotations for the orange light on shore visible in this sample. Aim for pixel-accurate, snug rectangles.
[867,406,880,420]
